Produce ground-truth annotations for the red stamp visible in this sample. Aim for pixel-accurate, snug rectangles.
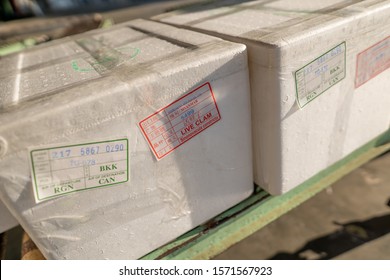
[355,36,390,88]
[139,82,221,160]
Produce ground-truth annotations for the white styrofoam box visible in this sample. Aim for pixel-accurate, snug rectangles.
[0,19,253,259]
[0,200,18,233]
[155,0,390,194]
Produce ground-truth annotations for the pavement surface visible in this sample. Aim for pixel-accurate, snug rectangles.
[215,152,390,260]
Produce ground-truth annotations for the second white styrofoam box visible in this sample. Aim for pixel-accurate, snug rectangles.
[155,0,390,194]
[0,201,18,233]
[0,19,253,259]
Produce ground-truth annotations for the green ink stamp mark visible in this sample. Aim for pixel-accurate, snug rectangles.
[71,46,140,72]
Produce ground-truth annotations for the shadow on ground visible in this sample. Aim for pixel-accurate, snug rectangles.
[215,152,390,260]
[271,210,390,260]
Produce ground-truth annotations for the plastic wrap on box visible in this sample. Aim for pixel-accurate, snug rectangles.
[0,19,253,259]
[155,0,390,194]
[0,200,18,233]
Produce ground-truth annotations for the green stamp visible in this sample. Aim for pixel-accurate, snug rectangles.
[295,42,346,108]
[71,46,140,72]
[30,138,129,202]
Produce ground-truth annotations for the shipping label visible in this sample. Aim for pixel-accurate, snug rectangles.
[295,42,346,108]
[355,36,390,88]
[30,139,128,202]
[139,82,221,160]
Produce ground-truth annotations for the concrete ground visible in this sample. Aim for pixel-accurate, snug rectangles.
[215,152,390,260]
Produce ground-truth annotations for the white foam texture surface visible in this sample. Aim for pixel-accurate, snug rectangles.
[0,19,253,259]
[0,200,18,233]
[156,0,390,194]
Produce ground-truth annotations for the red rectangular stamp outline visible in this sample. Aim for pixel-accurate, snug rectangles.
[355,35,390,88]
[139,82,221,160]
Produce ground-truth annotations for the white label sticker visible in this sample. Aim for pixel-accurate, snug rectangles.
[295,42,346,108]
[139,82,221,160]
[30,139,128,202]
